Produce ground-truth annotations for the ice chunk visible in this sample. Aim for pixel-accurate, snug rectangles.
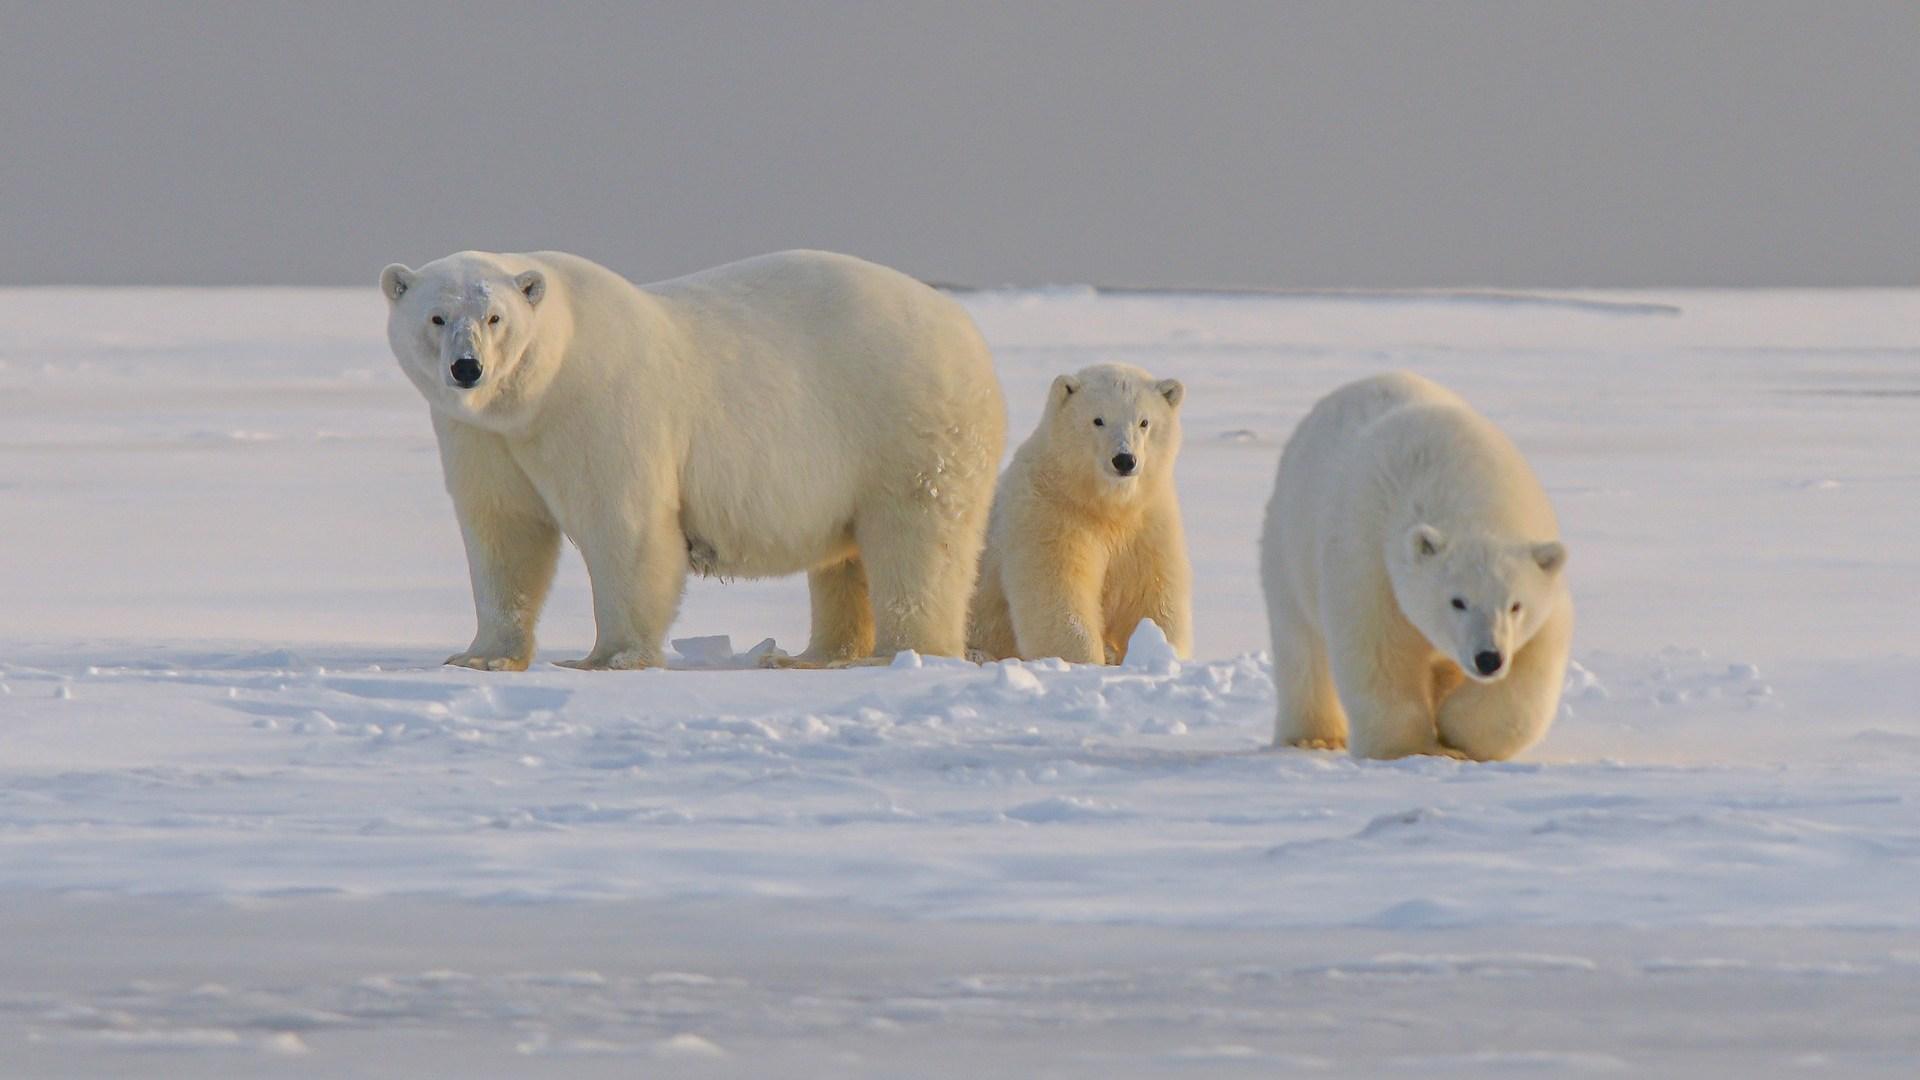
[741,638,784,664]
[671,635,734,665]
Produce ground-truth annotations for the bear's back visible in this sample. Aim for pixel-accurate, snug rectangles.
[1354,375,1556,539]
[1268,371,1555,571]
[644,250,955,335]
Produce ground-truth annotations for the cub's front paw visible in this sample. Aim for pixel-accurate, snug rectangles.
[555,648,656,671]
[445,652,531,672]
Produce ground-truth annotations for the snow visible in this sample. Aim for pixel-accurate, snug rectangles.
[3,285,1920,1073]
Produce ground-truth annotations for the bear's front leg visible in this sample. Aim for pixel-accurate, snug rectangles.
[1002,533,1108,664]
[435,416,562,672]
[558,513,688,671]
[1436,602,1572,761]
[1120,506,1194,661]
[448,512,562,671]
[1325,612,1459,760]
[1334,680,1459,759]
[1269,610,1346,750]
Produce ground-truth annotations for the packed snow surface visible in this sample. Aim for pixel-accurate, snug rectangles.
[3,285,1919,1074]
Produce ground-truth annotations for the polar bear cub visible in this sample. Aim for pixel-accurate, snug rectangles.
[968,363,1192,664]
[1260,372,1571,760]
[380,249,1006,670]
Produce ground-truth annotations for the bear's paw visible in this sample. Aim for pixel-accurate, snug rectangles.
[445,652,531,672]
[1287,736,1348,752]
[555,649,658,671]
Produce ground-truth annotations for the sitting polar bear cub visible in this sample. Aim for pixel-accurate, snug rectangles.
[380,249,1006,670]
[968,363,1192,664]
[1260,372,1571,760]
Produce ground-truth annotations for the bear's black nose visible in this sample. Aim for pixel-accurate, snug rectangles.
[1111,452,1137,476]
[1474,650,1503,676]
[450,356,482,387]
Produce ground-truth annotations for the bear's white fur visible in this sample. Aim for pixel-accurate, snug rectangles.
[380,249,1006,670]
[1259,372,1571,760]
[968,363,1191,664]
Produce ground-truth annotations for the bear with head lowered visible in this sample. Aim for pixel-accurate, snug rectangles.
[380,249,1006,670]
[1259,371,1571,760]
[967,362,1192,664]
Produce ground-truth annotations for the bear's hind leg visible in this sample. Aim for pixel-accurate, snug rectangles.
[765,557,877,669]
[857,505,981,660]
[965,555,1017,662]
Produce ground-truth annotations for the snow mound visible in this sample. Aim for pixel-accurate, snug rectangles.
[1122,618,1180,675]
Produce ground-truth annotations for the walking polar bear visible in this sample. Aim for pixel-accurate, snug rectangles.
[968,363,1192,664]
[1260,372,1571,760]
[380,249,1006,670]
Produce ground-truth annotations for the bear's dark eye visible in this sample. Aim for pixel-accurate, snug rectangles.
[488,314,500,325]
[1093,418,1105,427]
[1451,597,1467,611]
[430,315,445,326]
[1139,419,1150,429]
[1510,602,1522,614]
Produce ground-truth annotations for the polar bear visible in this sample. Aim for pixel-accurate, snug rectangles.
[967,363,1191,664]
[1259,372,1571,760]
[379,249,1006,670]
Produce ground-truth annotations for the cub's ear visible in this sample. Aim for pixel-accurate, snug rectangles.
[379,264,415,302]
[1049,373,1081,409]
[1407,524,1446,560]
[1155,378,1184,409]
[513,269,546,306]
[1532,541,1568,575]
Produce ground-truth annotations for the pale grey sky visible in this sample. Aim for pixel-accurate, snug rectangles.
[2,2,1915,287]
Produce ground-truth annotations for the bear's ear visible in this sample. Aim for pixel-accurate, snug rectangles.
[1155,378,1185,409]
[379,264,415,302]
[1049,374,1081,409]
[513,269,546,307]
[1407,524,1446,560]
[1532,541,1568,575]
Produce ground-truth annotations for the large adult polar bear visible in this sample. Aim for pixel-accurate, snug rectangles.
[1259,372,1571,760]
[380,249,1007,670]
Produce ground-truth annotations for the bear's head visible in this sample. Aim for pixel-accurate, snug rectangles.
[1386,524,1567,682]
[380,253,554,428]
[1044,363,1185,503]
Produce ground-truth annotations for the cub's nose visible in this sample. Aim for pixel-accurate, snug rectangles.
[450,356,482,388]
[1474,650,1504,676]
[1111,452,1138,476]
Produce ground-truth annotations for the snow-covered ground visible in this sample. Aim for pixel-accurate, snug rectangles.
[3,285,1919,1075]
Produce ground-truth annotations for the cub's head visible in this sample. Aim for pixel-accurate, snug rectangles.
[1386,524,1567,682]
[380,253,551,426]
[1044,363,1185,500]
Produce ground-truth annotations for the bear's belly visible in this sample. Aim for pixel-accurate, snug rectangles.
[680,514,858,582]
